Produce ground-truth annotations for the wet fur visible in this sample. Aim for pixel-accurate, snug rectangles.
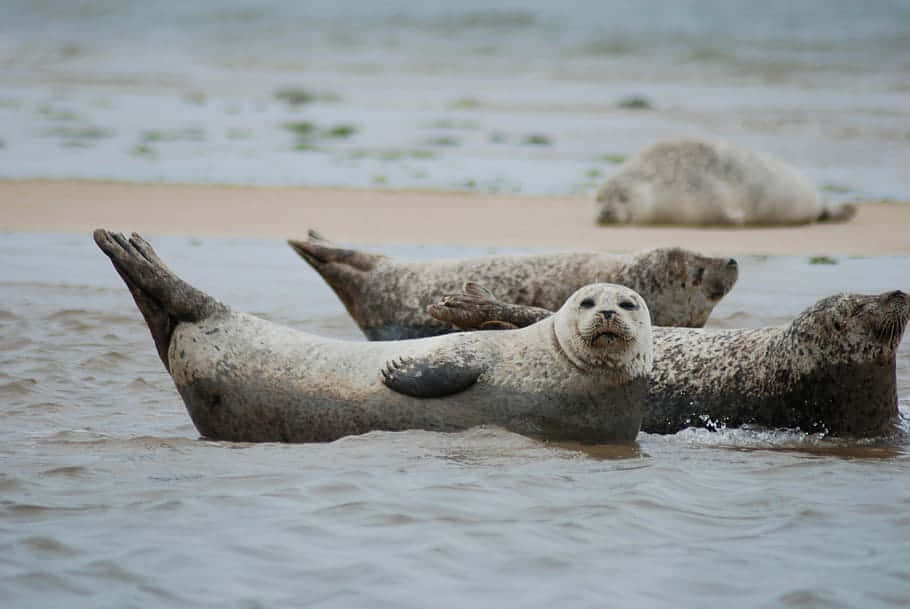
[428,284,908,437]
[288,232,738,339]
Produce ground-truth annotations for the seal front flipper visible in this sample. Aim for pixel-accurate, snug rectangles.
[380,348,486,398]
[427,281,552,331]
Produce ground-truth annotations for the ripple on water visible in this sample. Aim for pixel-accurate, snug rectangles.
[0,378,37,398]
[43,308,138,333]
[776,589,852,609]
[125,376,156,392]
[4,572,92,597]
[19,536,80,557]
[1,502,103,520]
[654,426,907,457]
[0,335,32,351]
[81,350,131,370]
[0,309,22,321]
[40,465,93,479]
[0,473,25,493]
[40,430,113,445]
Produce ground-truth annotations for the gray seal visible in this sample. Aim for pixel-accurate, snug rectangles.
[94,229,654,444]
[596,138,856,226]
[428,284,909,437]
[288,230,738,340]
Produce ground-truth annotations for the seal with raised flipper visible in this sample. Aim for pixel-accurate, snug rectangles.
[94,229,653,444]
[429,283,909,437]
[595,138,856,226]
[288,230,738,340]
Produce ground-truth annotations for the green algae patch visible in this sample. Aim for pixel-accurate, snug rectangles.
[808,256,838,265]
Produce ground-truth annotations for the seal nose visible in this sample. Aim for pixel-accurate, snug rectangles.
[727,258,738,269]
[599,310,615,320]
[884,290,907,302]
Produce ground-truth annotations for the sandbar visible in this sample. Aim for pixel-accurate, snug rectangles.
[2,179,908,255]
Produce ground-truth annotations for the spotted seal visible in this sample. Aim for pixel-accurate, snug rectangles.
[429,284,908,437]
[94,229,653,444]
[288,230,738,340]
[596,138,856,226]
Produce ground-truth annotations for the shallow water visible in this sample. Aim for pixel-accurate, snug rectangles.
[1,1,909,200]
[2,232,909,608]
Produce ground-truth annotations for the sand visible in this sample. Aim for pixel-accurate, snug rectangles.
[2,179,908,255]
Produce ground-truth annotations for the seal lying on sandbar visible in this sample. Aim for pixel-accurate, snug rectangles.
[596,138,856,226]
[94,229,653,444]
[429,284,909,437]
[288,231,738,340]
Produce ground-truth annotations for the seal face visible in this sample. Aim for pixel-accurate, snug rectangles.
[595,138,855,226]
[552,284,653,380]
[427,283,909,437]
[288,231,737,339]
[94,229,652,444]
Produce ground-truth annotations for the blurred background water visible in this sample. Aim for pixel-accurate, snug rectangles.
[1,0,908,199]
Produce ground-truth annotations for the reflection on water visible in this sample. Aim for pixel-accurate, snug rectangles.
[2,232,910,608]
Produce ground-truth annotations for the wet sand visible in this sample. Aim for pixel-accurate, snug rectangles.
[3,179,908,255]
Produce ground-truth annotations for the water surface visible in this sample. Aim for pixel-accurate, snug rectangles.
[1,233,909,608]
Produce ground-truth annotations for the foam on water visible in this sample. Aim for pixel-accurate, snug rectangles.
[2,232,910,608]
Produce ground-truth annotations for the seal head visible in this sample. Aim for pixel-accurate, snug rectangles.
[620,248,738,327]
[786,290,910,367]
[553,283,652,381]
[596,179,650,224]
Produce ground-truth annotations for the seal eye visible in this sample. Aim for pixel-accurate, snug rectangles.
[579,298,595,309]
[619,300,638,311]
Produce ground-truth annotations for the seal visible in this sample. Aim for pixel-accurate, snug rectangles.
[428,284,909,437]
[288,230,738,340]
[94,229,653,444]
[596,138,856,226]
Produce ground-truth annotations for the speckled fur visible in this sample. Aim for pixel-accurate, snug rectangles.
[289,232,737,339]
[95,229,653,444]
[430,287,909,437]
[596,138,856,226]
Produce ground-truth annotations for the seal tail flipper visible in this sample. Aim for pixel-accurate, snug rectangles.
[817,202,857,223]
[287,231,383,273]
[93,229,227,371]
[287,231,385,312]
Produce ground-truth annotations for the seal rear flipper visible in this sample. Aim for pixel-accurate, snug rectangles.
[817,203,857,223]
[287,232,387,313]
[287,231,384,273]
[380,350,486,398]
[93,229,227,371]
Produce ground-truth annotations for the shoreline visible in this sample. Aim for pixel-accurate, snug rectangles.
[3,179,909,255]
